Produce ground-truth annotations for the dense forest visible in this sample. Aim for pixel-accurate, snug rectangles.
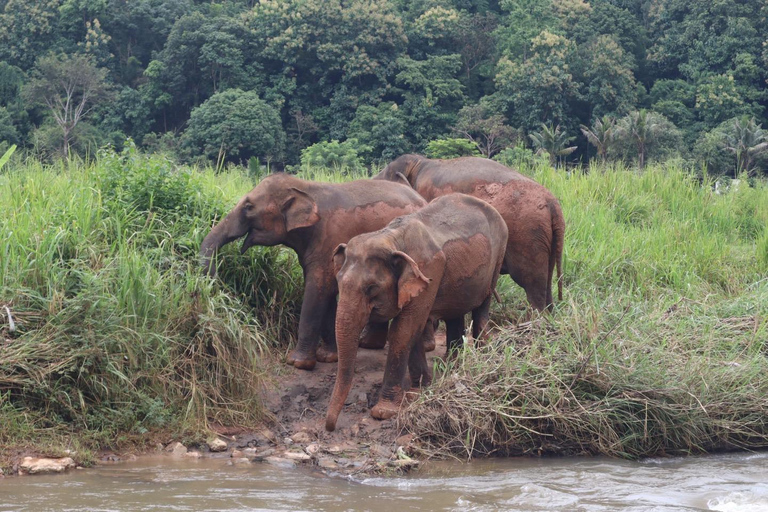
[1,0,768,175]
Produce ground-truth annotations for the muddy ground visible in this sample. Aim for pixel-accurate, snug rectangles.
[202,332,449,476]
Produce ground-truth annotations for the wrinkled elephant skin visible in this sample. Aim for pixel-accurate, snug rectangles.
[375,155,565,312]
[200,173,426,370]
[326,193,508,431]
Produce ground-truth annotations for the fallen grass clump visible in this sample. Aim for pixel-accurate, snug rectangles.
[403,161,768,460]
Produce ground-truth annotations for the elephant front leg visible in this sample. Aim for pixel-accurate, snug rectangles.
[371,309,429,421]
[286,277,334,370]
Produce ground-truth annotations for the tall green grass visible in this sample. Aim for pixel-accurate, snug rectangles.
[0,147,302,468]
[2,150,767,467]
[403,160,768,459]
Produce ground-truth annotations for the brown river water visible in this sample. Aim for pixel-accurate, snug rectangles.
[1,452,767,511]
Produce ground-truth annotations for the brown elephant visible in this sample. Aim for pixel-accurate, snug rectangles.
[326,193,508,431]
[200,173,427,370]
[375,154,565,312]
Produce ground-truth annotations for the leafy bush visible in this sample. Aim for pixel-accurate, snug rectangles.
[183,89,285,165]
[493,144,548,171]
[424,137,480,159]
[300,139,365,172]
[98,140,221,218]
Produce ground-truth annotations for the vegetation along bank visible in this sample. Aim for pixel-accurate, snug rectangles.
[1,147,767,474]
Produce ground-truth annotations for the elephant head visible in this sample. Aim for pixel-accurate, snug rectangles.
[200,174,320,276]
[373,154,424,185]
[325,238,431,431]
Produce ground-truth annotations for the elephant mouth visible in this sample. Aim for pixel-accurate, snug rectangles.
[240,231,257,254]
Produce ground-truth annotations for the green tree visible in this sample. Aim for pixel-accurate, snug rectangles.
[575,35,637,119]
[580,115,616,164]
[0,0,63,69]
[144,12,253,131]
[615,110,681,169]
[347,102,409,163]
[528,122,577,168]
[183,89,285,165]
[495,31,578,132]
[453,102,516,158]
[24,53,112,156]
[722,116,768,177]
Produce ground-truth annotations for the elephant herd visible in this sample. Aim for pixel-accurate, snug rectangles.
[200,154,565,432]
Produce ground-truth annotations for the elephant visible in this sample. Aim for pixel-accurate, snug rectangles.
[326,193,508,431]
[200,173,427,370]
[375,154,565,312]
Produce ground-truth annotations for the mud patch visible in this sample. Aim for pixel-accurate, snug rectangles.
[221,332,448,476]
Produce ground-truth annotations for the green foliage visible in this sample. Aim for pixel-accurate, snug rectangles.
[529,123,577,168]
[614,110,683,168]
[97,141,214,217]
[183,89,285,165]
[0,0,767,174]
[424,137,480,159]
[300,139,365,172]
[347,102,409,163]
[492,144,548,171]
[0,144,16,170]
[24,52,112,157]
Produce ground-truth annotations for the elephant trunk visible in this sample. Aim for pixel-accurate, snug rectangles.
[200,211,247,277]
[325,294,369,432]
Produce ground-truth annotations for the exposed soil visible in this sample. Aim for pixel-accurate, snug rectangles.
[212,332,449,476]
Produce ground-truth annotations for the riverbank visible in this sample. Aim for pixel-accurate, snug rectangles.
[1,150,767,476]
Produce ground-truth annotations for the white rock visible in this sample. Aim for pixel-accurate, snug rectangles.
[305,443,321,456]
[230,457,251,465]
[283,450,311,461]
[290,431,312,444]
[20,457,76,475]
[183,451,201,459]
[208,438,228,452]
[165,442,188,456]
[265,456,296,468]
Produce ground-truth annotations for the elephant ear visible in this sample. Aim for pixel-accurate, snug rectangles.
[392,250,431,310]
[282,187,320,232]
[332,244,347,274]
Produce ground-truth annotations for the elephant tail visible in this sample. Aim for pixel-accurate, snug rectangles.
[549,199,565,306]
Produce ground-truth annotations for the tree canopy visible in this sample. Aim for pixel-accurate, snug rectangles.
[1,0,767,175]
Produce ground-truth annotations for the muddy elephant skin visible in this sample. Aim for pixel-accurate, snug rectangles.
[200,173,427,370]
[326,193,508,431]
[375,154,564,311]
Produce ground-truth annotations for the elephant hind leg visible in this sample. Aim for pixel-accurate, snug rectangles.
[316,298,339,363]
[471,295,492,342]
[444,317,465,358]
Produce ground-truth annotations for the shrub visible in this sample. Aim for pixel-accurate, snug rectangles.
[424,138,480,159]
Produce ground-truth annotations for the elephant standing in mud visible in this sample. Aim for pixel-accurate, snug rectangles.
[200,173,427,370]
[375,155,565,312]
[326,193,508,431]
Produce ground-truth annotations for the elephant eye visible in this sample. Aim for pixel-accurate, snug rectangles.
[244,203,253,211]
[365,284,379,296]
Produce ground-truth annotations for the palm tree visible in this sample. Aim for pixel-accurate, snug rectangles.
[528,123,577,168]
[580,115,616,164]
[722,116,768,176]
[616,109,665,169]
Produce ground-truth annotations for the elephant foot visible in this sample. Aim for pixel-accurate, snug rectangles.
[371,397,404,420]
[359,325,387,350]
[286,349,317,371]
[315,344,338,363]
